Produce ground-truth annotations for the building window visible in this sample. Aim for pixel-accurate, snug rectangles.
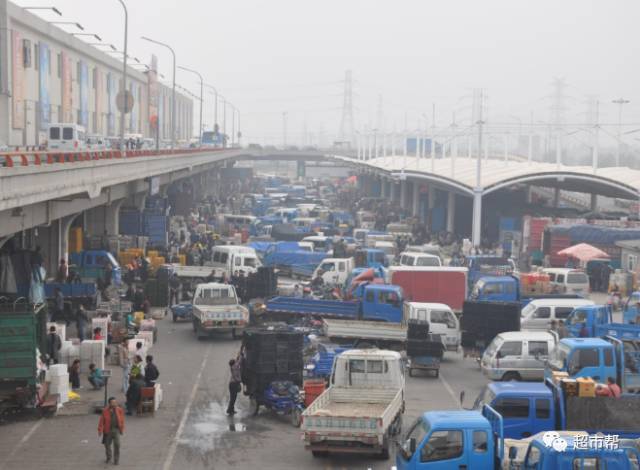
[57,53,62,78]
[34,44,39,70]
[23,39,32,68]
[48,49,51,75]
[92,68,97,89]
[77,61,82,82]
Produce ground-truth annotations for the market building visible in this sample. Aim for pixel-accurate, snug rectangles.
[0,0,193,148]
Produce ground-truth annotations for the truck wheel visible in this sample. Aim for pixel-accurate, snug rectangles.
[311,451,328,458]
[502,372,521,382]
[172,312,177,323]
[379,438,390,460]
[434,370,439,378]
[291,407,302,427]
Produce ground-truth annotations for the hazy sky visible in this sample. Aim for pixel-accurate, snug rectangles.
[15,0,640,145]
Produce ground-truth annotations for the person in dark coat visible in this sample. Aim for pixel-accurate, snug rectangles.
[46,325,62,365]
[75,304,89,342]
[125,373,144,415]
[144,355,160,387]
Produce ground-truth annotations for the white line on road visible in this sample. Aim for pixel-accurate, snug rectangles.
[439,371,462,409]
[162,344,212,470]
[0,417,44,470]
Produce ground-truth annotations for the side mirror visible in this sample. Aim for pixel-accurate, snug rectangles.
[410,437,416,454]
[459,391,466,406]
[508,446,517,460]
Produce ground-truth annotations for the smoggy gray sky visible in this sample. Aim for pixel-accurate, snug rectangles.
[15,0,640,146]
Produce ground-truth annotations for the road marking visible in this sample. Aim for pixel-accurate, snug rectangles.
[0,417,44,469]
[162,344,212,470]
[439,371,461,409]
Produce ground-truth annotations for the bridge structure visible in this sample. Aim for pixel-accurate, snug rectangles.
[0,147,334,272]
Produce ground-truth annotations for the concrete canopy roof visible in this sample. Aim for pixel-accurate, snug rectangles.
[333,155,640,199]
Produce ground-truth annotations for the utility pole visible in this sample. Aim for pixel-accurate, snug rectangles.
[472,89,484,247]
[282,111,288,147]
[612,98,630,167]
[338,70,355,145]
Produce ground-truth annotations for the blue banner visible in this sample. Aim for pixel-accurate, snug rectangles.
[38,42,50,130]
[79,61,89,127]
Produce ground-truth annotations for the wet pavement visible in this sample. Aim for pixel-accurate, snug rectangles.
[0,308,493,470]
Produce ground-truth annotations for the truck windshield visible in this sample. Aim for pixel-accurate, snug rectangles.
[399,419,430,461]
[521,303,536,318]
[472,386,497,410]
[194,288,236,306]
[567,273,588,284]
[549,343,570,371]
[416,257,440,267]
[484,337,503,359]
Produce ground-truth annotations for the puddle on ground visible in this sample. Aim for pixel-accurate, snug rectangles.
[178,401,248,454]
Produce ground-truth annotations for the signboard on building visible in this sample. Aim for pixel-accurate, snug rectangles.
[61,51,72,122]
[38,42,50,130]
[79,61,89,127]
[12,31,24,129]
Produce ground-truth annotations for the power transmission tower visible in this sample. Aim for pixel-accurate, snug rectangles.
[338,70,355,145]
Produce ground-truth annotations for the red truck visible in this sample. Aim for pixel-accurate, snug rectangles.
[386,266,468,312]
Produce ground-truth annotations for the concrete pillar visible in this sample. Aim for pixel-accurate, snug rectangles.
[105,199,125,236]
[412,181,420,217]
[400,180,407,208]
[446,192,456,233]
[427,185,436,229]
[590,194,597,212]
[472,190,483,247]
[58,214,80,265]
[380,178,387,198]
[553,187,560,208]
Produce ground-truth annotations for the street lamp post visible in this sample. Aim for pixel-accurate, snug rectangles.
[24,6,62,15]
[612,98,630,167]
[51,21,84,30]
[89,43,117,51]
[141,36,176,150]
[178,65,204,147]
[72,33,102,41]
[115,0,128,152]
[204,84,218,134]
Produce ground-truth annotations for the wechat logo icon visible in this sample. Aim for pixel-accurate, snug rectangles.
[542,431,568,452]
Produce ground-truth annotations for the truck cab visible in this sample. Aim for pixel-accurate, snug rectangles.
[466,256,516,289]
[311,257,354,286]
[360,284,404,322]
[396,407,500,470]
[191,283,249,339]
[565,305,640,340]
[354,248,387,269]
[404,302,460,351]
[469,275,519,303]
[69,250,121,286]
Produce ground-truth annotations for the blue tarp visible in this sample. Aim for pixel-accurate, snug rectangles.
[263,250,327,277]
[549,224,640,245]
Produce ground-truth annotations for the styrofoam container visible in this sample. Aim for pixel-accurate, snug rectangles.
[136,331,154,347]
[48,364,68,377]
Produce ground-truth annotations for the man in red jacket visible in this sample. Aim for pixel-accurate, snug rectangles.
[98,397,125,465]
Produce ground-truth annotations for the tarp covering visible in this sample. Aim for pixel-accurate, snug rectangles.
[558,243,610,262]
[549,224,640,245]
[566,396,640,432]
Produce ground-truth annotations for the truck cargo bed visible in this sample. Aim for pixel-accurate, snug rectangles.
[323,319,406,342]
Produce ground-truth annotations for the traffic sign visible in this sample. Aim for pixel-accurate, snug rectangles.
[116,90,134,113]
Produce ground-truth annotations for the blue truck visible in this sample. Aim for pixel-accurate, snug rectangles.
[263,284,403,323]
[469,379,640,440]
[468,274,583,307]
[305,344,349,379]
[465,255,516,290]
[68,250,121,286]
[396,405,640,469]
[261,245,326,278]
[44,282,97,300]
[354,248,388,269]
[565,305,640,340]
[546,336,640,393]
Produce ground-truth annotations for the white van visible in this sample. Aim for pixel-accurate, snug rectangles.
[398,251,442,267]
[86,134,107,150]
[209,245,261,275]
[405,244,441,258]
[374,240,397,266]
[520,298,595,331]
[311,258,355,286]
[480,331,557,381]
[404,302,460,351]
[47,123,87,151]
[302,235,332,253]
[356,211,376,230]
[542,268,590,296]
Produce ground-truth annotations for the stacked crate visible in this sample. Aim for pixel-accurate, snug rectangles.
[47,364,69,404]
[80,340,105,373]
[242,328,304,395]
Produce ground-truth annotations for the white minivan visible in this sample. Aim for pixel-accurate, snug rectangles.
[542,268,590,296]
[480,331,557,381]
[47,123,87,151]
[398,251,442,267]
[311,257,355,286]
[520,298,595,331]
[404,302,460,351]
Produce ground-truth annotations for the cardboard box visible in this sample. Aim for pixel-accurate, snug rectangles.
[576,377,596,398]
[552,371,569,385]
[561,378,579,397]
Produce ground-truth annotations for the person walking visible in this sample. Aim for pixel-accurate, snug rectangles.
[55,258,68,283]
[52,288,65,323]
[119,340,131,394]
[69,359,81,390]
[75,304,89,342]
[557,320,569,339]
[169,273,181,306]
[46,325,62,365]
[226,355,242,415]
[98,397,125,465]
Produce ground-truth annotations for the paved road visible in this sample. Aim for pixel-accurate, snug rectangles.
[0,314,490,470]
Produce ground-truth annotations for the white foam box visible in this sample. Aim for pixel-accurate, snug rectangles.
[48,364,68,378]
[136,331,154,348]
[46,323,66,342]
[49,375,69,391]
[140,319,156,331]
[154,384,163,411]
[92,318,109,339]
[80,340,105,372]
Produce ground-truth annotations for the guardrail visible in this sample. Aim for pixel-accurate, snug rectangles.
[0,147,227,168]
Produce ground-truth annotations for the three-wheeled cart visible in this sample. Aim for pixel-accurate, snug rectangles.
[407,334,445,378]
